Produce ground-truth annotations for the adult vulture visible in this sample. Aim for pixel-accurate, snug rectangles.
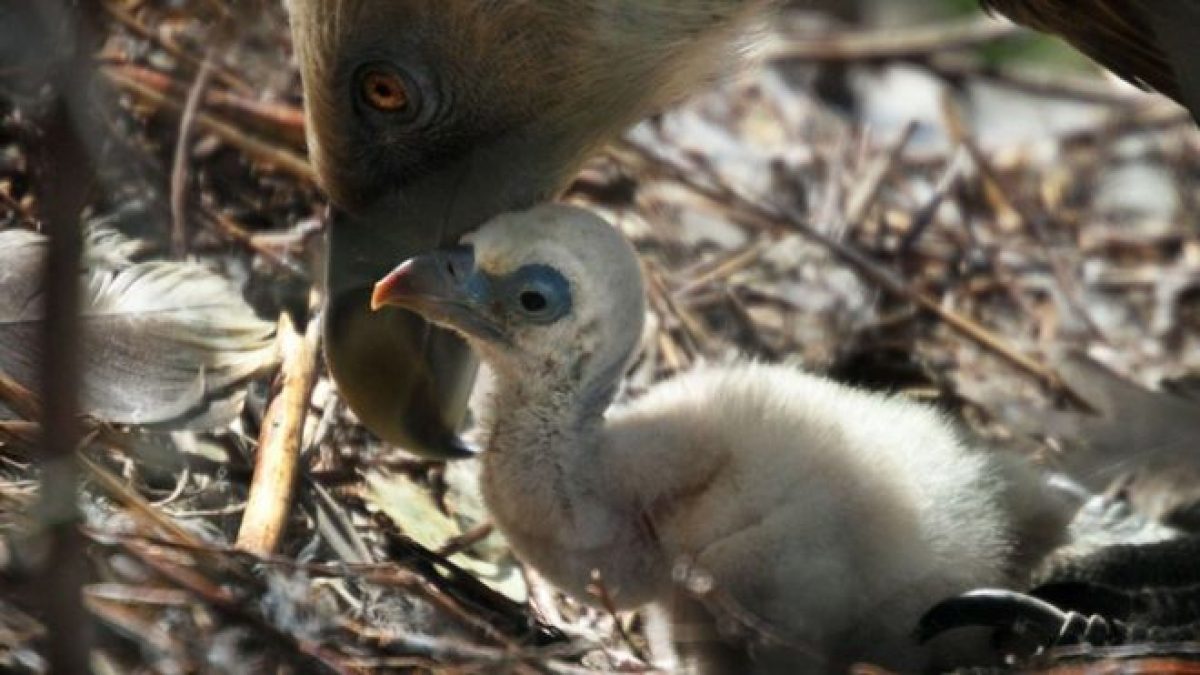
[287,0,1199,458]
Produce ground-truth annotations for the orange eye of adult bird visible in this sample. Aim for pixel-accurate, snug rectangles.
[360,69,410,112]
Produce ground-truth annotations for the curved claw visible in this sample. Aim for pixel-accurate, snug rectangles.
[916,589,1068,644]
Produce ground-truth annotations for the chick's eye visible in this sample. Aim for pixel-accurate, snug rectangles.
[519,290,548,313]
[508,265,571,324]
[358,65,414,114]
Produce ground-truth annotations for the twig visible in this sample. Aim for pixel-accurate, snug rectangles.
[104,67,317,183]
[436,522,495,559]
[0,370,42,422]
[587,571,650,664]
[769,17,1020,64]
[79,453,208,550]
[236,308,321,555]
[899,148,969,253]
[169,50,215,257]
[843,120,918,227]
[119,538,357,675]
[617,139,1093,407]
[28,1,106,670]
[101,1,250,94]
[928,54,1148,107]
[672,237,773,299]
[102,63,307,147]
[0,421,40,451]
[1060,101,1193,145]
[365,567,522,650]
[205,209,315,282]
[945,103,1109,345]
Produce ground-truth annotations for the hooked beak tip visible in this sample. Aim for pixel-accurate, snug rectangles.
[370,260,415,312]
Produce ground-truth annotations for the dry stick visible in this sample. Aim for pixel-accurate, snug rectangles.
[169,51,215,258]
[945,101,1110,345]
[30,1,106,670]
[672,237,773,299]
[83,595,186,666]
[237,309,321,555]
[343,617,571,675]
[927,54,1148,107]
[104,68,317,183]
[843,120,919,227]
[436,522,495,559]
[0,370,41,422]
[1059,101,1192,145]
[618,140,1092,407]
[0,421,40,450]
[101,0,251,95]
[104,64,307,148]
[587,571,650,665]
[899,148,969,253]
[79,453,208,550]
[204,210,313,281]
[769,17,1020,63]
[120,539,358,675]
[365,568,522,651]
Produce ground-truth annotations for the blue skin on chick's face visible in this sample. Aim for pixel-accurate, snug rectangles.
[373,246,573,344]
[488,264,573,326]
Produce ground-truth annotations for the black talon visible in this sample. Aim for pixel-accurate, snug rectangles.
[915,589,1069,644]
[1055,610,1118,646]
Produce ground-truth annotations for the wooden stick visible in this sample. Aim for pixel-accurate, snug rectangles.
[169,51,215,257]
[236,308,321,555]
[769,17,1020,63]
[0,369,42,422]
[103,63,307,147]
[618,139,1093,407]
[104,67,317,183]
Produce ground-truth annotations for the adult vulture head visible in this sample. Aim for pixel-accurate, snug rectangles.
[287,0,769,457]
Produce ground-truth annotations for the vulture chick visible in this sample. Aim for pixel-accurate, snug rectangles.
[371,204,1071,673]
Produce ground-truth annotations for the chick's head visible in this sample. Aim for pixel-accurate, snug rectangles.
[372,204,645,378]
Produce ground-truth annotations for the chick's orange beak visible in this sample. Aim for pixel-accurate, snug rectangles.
[371,260,417,312]
[370,247,509,345]
[370,246,474,313]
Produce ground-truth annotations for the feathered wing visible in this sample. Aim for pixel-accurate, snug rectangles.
[983,0,1200,119]
[0,228,278,429]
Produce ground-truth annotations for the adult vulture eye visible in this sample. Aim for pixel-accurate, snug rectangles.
[356,64,417,116]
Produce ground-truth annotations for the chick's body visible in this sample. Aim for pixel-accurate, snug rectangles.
[372,205,1069,672]
[484,362,1025,669]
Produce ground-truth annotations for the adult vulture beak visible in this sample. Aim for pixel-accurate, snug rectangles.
[324,203,479,459]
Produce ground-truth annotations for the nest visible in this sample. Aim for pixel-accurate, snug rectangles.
[1,1,1198,672]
